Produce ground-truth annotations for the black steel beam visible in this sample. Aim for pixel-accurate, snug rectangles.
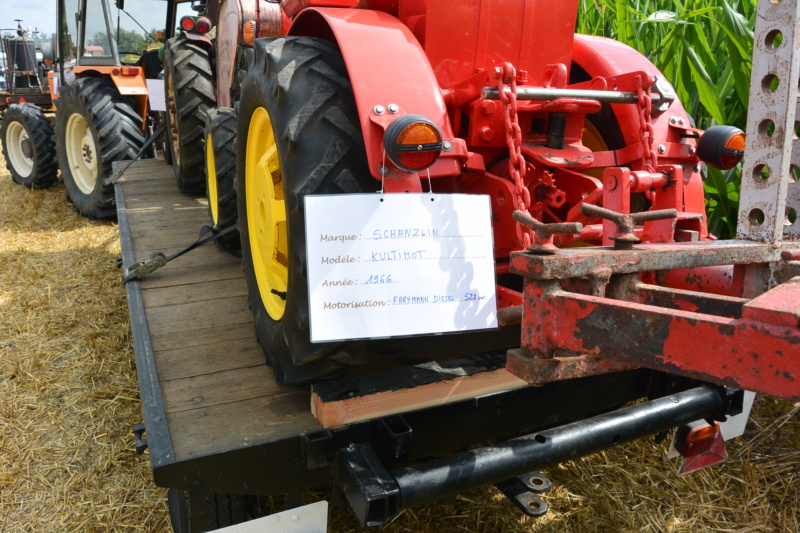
[341,386,730,525]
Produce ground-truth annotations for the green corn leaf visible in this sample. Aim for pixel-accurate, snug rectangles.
[681,35,727,124]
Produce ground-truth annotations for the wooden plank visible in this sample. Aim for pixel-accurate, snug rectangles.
[168,392,320,461]
[146,295,252,337]
[126,208,208,227]
[119,160,318,462]
[139,260,244,290]
[142,277,248,308]
[128,226,216,250]
[149,322,255,352]
[122,180,198,197]
[128,216,210,235]
[154,336,264,381]
[311,352,528,428]
[161,364,289,414]
[123,191,204,208]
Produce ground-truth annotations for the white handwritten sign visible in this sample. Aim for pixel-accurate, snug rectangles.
[305,194,497,342]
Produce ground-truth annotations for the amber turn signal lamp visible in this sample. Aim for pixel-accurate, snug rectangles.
[676,421,721,457]
[384,115,443,172]
[243,20,256,45]
[697,125,745,170]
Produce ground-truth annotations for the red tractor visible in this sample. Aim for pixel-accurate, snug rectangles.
[161,0,799,400]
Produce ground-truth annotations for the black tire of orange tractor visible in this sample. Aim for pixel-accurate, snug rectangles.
[167,489,248,533]
[236,36,375,385]
[164,34,215,195]
[203,107,241,254]
[1,103,57,188]
[55,77,145,219]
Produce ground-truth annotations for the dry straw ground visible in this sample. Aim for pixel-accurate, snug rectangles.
[0,154,798,532]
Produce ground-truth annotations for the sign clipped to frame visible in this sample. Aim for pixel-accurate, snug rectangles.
[304,194,497,342]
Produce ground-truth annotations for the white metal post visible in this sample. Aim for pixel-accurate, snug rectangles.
[737,0,800,242]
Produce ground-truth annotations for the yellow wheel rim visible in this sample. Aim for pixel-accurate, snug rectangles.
[246,107,288,321]
[206,133,219,225]
[582,120,610,180]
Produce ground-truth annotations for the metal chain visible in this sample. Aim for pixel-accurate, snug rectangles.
[496,62,533,248]
[634,75,658,173]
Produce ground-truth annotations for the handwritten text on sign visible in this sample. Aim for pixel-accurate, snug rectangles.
[305,194,497,342]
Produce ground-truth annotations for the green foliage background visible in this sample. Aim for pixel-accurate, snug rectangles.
[576,0,756,238]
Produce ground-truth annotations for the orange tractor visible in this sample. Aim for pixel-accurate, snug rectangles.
[1,0,162,219]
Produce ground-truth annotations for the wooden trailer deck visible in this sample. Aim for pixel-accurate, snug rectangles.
[115,159,658,503]
[116,159,320,463]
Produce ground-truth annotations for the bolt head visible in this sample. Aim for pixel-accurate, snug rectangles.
[689,146,697,155]
[379,165,390,176]
[442,140,452,152]
[387,103,399,114]
[373,105,385,115]
[658,144,666,154]
[481,100,497,115]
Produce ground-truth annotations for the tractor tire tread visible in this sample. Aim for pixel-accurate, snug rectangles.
[55,77,144,219]
[238,36,374,384]
[1,102,57,188]
[204,107,240,253]
[165,35,215,194]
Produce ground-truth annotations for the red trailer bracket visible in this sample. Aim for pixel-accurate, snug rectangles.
[506,241,800,401]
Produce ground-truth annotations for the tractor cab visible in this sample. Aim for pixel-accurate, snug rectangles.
[56,0,122,80]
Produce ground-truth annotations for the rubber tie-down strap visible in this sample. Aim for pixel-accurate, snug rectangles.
[105,120,169,186]
[123,223,238,282]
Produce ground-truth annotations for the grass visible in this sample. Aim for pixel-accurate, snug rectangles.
[576,0,755,237]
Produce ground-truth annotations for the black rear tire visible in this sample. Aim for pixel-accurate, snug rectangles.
[164,34,216,194]
[167,489,248,533]
[1,103,57,188]
[237,36,375,385]
[204,107,241,254]
[55,77,145,219]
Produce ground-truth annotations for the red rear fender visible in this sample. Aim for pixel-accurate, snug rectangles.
[290,8,458,182]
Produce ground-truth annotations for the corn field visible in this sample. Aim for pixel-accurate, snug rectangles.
[576,0,756,238]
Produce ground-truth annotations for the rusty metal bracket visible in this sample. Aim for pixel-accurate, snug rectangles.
[580,203,677,250]
[512,210,582,253]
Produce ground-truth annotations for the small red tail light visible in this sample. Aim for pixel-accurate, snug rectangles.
[384,115,443,172]
[697,125,746,170]
[180,16,196,31]
[195,17,212,34]
[121,67,139,76]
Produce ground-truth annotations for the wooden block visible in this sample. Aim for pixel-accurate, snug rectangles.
[311,352,528,428]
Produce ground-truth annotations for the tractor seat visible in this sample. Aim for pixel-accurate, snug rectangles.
[138,49,162,80]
